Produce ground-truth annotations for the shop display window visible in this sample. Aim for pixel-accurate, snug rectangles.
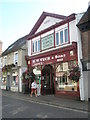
[56,61,77,92]
[2,77,6,85]
[12,75,18,86]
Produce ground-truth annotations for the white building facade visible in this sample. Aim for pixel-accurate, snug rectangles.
[26,12,86,100]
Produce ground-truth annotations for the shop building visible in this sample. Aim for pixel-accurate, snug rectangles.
[1,35,27,92]
[26,12,83,99]
[0,40,2,89]
[77,6,90,101]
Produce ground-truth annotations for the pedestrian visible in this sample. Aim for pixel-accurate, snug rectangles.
[37,81,41,96]
[30,80,37,97]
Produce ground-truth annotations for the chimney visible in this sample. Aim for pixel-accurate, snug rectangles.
[88,1,90,7]
[0,40,2,55]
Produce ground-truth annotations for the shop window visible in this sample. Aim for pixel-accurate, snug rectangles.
[12,75,18,86]
[68,61,77,69]
[56,64,63,72]
[55,62,77,92]
[2,77,6,85]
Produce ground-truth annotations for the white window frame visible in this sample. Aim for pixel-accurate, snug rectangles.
[32,39,40,53]
[14,51,18,65]
[3,56,7,66]
[60,30,64,45]
[64,28,68,43]
[55,27,68,46]
[55,32,59,46]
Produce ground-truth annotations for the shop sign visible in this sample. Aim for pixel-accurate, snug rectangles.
[32,54,66,66]
[41,34,54,50]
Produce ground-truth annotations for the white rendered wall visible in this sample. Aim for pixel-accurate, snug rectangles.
[76,13,88,101]
[36,16,62,33]
[41,30,54,38]
[83,71,88,101]
[19,67,27,92]
[76,14,85,100]
[28,40,31,56]
[28,21,78,57]
[88,70,90,99]
[69,20,77,43]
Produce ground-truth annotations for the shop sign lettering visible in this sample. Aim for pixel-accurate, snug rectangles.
[32,54,66,66]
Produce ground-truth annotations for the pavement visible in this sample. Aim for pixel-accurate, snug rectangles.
[2,90,90,113]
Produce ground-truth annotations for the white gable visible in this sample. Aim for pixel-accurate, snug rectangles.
[35,16,63,34]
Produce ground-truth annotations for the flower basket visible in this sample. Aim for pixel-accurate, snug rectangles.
[68,65,81,82]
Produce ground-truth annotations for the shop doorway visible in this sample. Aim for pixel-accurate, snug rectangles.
[42,64,54,95]
[6,75,10,91]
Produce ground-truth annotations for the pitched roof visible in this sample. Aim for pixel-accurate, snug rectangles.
[2,35,28,56]
[28,11,66,37]
[27,13,75,40]
[77,6,90,25]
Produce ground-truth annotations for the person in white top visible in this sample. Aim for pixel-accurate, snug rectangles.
[37,81,41,96]
[31,80,37,97]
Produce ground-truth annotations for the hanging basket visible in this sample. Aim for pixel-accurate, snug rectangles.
[68,65,81,82]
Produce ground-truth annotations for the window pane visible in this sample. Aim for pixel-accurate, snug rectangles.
[15,53,18,64]
[35,41,37,52]
[32,42,34,52]
[64,29,68,42]
[56,32,59,45]
[4,57,7,66]
[38,40,40,51]
[15,53,18,61]
[60,31,63,44]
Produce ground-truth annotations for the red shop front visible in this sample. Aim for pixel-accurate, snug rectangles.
[26,42,80,99]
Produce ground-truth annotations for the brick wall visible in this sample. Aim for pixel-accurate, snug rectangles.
[81,30,90,61]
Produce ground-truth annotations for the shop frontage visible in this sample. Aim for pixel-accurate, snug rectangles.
[1,64,19,92]
[26,42,80,99]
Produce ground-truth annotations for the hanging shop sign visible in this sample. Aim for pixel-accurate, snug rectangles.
[41,34,54,50]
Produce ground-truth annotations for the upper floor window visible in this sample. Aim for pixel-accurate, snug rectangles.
[38,40,40,51]
[35,41,37,52]
[56,32,59,45]
[32,39,40,53]
[64,29,68,42]
[14,52,18,65]
[32,42,34,52]
[4,56,7,66]
[55,28,68,46]
[60,31,63,44]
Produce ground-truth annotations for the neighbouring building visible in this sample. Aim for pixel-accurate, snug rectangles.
[26,12,84,100]
[77,5,90,101]
[1,35,28,92]
[0,40,2,89]
[0,40,2,55]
